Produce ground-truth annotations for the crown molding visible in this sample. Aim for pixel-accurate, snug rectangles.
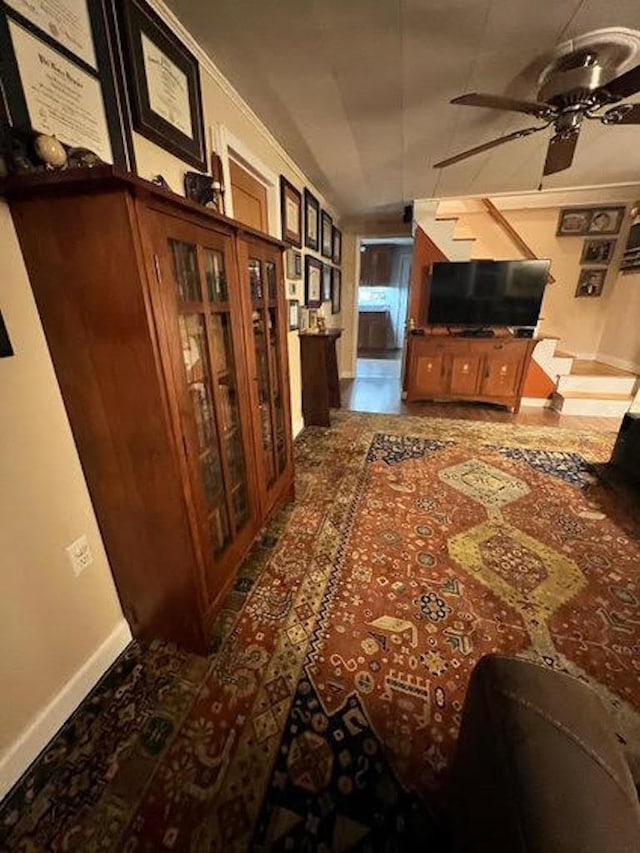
[145,0,335,209]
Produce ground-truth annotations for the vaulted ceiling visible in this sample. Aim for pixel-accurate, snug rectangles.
[168,0,640,216]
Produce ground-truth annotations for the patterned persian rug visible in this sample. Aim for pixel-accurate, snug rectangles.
[2,412,639,851]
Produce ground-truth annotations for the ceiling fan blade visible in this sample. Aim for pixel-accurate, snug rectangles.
[602,64,640,100]
[452,92,555,118]
[602,103,640,125]
[434,125,545,169]
[543,130,579,176]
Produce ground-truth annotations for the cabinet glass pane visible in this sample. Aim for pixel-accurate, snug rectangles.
[205,249,228,303]
[211,312,251,534]
[249,259,264,302]
[178,312,230,553]
[266,260,277,300]
[170,241,201,302]
[250,259,276,485]
[268,299,287,474]
[178,315,215,451]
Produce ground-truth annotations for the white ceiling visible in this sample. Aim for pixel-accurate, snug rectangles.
[168,0,640,216]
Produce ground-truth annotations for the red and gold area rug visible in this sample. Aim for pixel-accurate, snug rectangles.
[2,412,639,851]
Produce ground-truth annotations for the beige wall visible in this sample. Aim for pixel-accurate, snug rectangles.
[0,0,343,788]
[0,203,124,770]
[598,270,640,372]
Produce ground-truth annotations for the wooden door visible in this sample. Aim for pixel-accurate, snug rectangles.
[229,160,268,233]
[480,350,521,398]
[237,237,293,515]
[450,355,481,396]
[150,213,259,608]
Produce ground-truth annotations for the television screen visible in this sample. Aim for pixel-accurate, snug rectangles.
[427,260,549,327]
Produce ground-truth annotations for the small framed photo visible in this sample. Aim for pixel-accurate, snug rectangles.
[332,226,342,264]
[575,268,606,298]
[287,281,297,297]
[581,238,616,265]
[299,307,309,333]
[288,299,299,331]
[304,255,322,308]
[321,210,333,258]
[587,207,625,235]
[322,263,332,303]
[280,177,302,247]
[557,208,591,235]
[332,268,341,314]
[308,308,319,331]
[286,248,302,279]
[304,189,320,251]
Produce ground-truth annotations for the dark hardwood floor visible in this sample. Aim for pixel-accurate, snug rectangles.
[340,376,621,433]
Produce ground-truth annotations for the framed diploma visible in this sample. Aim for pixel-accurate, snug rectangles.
[280,175,302,247]
[304,255,322,309]
[0,0,135,167]
[117,0,206,171]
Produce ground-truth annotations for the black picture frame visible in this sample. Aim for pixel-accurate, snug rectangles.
[332,268,341,314]
[332,226,342,264]
[304,188,320,251]
[321,210,333,258]
[575,268,606,298]
[304,255,322,308]
[0,0,135,168]
[580,238,616,266]
[116,0,206,171]
[280,176,302,247]
[586,206,625,236]
[322,263,332,303]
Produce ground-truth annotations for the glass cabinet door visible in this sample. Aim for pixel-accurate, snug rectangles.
[167,234,253,598]
[248,252,289,496]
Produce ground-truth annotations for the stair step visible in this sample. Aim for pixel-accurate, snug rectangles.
[558,374,637,395]
[559,391,632,400]
[551,392,632,417]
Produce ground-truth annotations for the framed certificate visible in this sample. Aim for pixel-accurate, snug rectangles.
[117,0,206,171]
[0,0,135,168]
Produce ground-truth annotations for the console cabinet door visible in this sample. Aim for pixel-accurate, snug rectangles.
[449,355,481,396]
[151,213,259,608]
[412,349,447,395]
[480,350,521,398]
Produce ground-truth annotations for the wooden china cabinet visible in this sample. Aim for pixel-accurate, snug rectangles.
[3,167,294,652]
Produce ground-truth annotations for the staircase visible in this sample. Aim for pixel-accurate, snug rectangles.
[413,199,638,419]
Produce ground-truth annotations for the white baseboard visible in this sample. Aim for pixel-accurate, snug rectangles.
[0,619,132,800]
[595,353,640,376]
[292,416,305,438]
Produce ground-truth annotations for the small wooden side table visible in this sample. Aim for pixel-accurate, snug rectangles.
[299,329,342,427]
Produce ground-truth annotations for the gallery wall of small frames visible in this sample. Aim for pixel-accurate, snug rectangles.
[279,176,342,324]
[556,205,626,298]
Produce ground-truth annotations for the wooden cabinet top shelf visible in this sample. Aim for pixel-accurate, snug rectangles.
[0,165,287,248]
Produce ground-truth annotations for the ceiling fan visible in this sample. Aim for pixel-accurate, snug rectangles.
[434,48,640,176]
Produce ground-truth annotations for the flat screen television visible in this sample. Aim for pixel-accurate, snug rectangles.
[427,259,549,327]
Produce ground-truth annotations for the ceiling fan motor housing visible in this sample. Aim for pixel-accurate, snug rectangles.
[538,53,607,107]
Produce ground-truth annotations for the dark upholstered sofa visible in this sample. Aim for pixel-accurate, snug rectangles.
[449,655,640,853]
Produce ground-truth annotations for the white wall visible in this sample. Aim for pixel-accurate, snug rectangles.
[0,0,343,796]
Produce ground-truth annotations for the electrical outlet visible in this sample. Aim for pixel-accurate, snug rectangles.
[66,534,93,576]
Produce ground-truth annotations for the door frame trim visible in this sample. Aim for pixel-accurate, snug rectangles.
[212,123,279,238]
